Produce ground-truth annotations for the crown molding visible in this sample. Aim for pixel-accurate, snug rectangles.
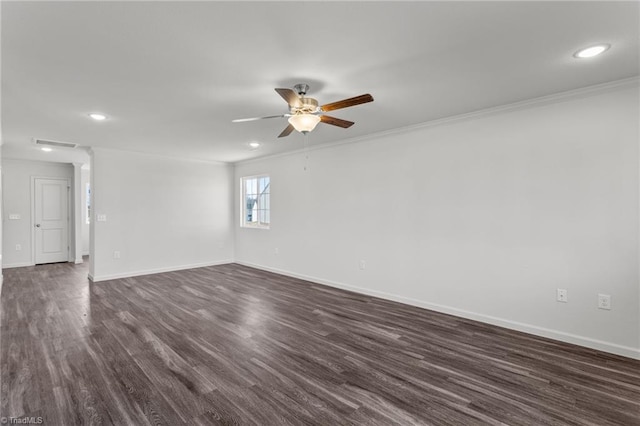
[89,146,231,166]
[235,77,639,166]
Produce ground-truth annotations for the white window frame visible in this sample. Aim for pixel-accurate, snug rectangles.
[241,174,270,229]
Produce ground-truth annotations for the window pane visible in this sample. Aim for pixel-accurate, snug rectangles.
[257,191,267,207]
[246,178,256,194]
[245,195,256,222]
[86,183,91,224]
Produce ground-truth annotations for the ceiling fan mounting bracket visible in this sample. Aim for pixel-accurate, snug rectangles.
[294,83,309,96]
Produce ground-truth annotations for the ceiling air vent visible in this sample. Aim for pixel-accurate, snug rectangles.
[33,138,78,149]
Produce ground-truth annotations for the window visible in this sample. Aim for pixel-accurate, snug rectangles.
[86,183,91,224]
[241,175,270,228]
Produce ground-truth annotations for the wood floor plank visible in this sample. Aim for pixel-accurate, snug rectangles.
[1,260,639,425]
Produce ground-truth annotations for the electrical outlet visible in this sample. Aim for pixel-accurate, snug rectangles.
[598,294,611,310]
[15,244,21,251]
[274,248,279,255]
[97,214,107,222]
[359,260,366,270]
[556,288,568,303]
[9,214,21,220]
[113,251,121,259]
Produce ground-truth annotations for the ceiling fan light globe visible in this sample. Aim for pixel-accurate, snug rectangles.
[288,114,320,133]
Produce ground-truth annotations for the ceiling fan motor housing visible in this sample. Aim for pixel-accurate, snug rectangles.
[292,97,319,114]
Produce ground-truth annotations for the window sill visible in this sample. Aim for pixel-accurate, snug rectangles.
[241,224,270,230]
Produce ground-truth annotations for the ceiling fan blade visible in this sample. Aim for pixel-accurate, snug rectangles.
[232,114,286,123]
[320,94,374,112]
[278,124,295,138]
[275,88,302,108]
[320,115,354,128]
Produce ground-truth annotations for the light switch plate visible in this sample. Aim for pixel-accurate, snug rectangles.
[9,214,21,220]
[96,214,107,222]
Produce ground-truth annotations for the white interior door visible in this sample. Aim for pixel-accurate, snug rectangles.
[34,178,69,264]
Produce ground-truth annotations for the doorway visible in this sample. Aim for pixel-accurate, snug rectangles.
[33,177,70,264]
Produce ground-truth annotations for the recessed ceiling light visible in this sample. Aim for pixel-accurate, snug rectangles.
[88,113,107,121]
[574,44,610,59]
[41,147,52,152]
[249,142,261,148]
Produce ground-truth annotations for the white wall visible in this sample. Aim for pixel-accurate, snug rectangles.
[234,82,640,359]
[2,159,74,268]
[90,149,234,281]
[81,168,90,255]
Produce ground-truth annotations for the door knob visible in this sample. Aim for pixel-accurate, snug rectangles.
[35,224,41,227]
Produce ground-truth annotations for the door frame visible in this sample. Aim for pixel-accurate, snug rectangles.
[30,176,72,264]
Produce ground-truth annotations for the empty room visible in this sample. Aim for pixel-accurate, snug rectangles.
[1,1,639,425]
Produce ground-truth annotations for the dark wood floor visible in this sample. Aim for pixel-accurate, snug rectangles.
[1,262,639,425]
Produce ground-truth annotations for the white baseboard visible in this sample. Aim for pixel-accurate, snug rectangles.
[89,259,234,282]
[2,262,35,269]
[235,261,640,360]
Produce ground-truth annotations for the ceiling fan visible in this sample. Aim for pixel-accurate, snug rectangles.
[232,84,374,138]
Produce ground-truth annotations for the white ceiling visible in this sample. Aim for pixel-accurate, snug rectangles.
[2,1,638,163]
